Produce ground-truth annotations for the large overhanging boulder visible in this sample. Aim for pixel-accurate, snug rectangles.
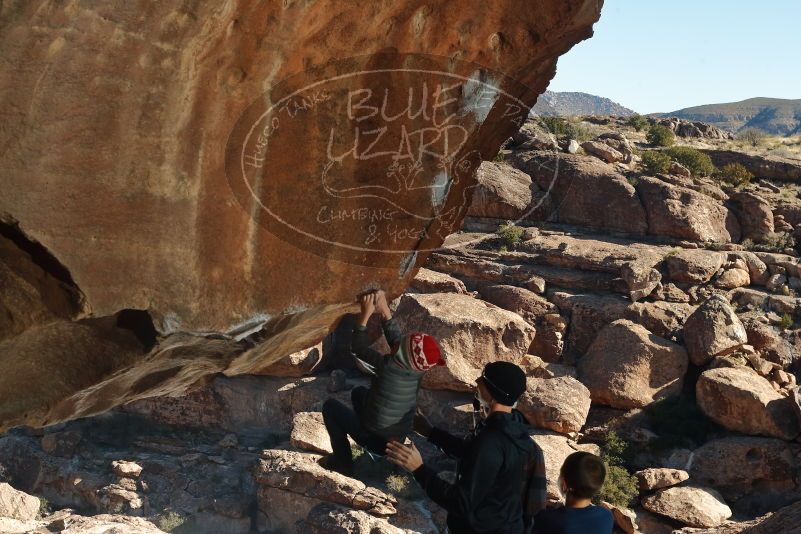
[0,2,604,430]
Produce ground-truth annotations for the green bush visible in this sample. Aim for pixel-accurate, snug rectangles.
[597,464,639,508]
[627,114,650,132]
[779,313,794,330]
[541,116,569,136]
[641,150,672,174]
[716,162,753,187]
[497,222,524,249]
[601,430,632,467]
[664,146,717,176]
[646,125,675,147]
[385,473,422,499]
[565,123,593,143]
[493,151,506,162]
[738,128,766,147]
[156,511,186,533]
[540,116,592,142]
[763,231,796,251]
[596,430,639,508]
[37,497,51,520]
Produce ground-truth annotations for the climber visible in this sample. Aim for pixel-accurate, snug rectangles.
[385,361,547,534]
[320,289,445,476]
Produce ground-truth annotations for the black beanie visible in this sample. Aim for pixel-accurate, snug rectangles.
[480,361,527,406]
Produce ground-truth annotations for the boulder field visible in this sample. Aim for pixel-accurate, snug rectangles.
[4,2,801,533]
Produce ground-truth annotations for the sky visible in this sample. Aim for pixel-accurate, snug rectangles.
[547,1,801,114]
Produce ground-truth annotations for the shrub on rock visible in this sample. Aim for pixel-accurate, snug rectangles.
[716,162,753,188]
[664,146,716,176]
[646,125,675,147]
[641,150,671,174]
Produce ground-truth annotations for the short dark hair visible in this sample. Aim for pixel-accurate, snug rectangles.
[560,452,606,499]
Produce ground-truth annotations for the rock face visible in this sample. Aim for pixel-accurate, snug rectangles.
[467,162,534,220]
[691,436,801,514]
[0,1,603,430]
[0,482,40,521]
[517,376,591,434]
[635,468,690,491]
[299,503,405,534]
[509,152,649,235]
[621,261,662,302]
[701,149,801,182]
[409,268,468,295]
[256,449,397,531]
[741,500,801,534]
[290,412,333,454]
[731,191,775,242]
[0,512,170,534]
[655,118,734,140]
[392,293,536,391]
[636,177,740,243]
[642,486,732,528]
[476,284,565,361]
[683,296,748,366]
[581,140,625,163]
[666,250,725,284]
[696,367,800,440]
[125,374,369,439]
[578,320,689,409]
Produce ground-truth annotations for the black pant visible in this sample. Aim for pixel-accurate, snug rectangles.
[322,386,387,470]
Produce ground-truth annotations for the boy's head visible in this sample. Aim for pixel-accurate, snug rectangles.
[405,332,444,371]
[559,452,607,500]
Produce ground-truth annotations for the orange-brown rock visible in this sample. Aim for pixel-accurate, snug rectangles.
[255,449,397,531]
[392,293,536,391]
[466,162,535,220]
[636,177,741,243]
[578,319,688,409]
[696,367,800,440]
[0,1,604,430]
[509,152,649,234]
[518,376,591,434]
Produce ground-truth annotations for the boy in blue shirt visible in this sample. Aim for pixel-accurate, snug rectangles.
[532,452,614,534]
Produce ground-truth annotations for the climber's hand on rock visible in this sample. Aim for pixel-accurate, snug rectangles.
[374,289,392,320]
[357,291,376,326]
[385,440,423,472]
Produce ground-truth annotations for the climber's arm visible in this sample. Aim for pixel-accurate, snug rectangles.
[351,291,384,368]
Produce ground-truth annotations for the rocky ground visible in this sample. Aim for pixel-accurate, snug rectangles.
[3,115,801,533]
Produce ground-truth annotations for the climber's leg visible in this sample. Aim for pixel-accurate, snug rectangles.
[321,398,360,475]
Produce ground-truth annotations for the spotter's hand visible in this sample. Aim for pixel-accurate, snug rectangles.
[385,440,423,472]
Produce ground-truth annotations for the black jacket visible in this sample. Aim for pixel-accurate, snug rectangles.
[413,410,546,534]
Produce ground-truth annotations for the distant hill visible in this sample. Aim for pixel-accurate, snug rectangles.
[655,97,801,136]
[532,91,635,117]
